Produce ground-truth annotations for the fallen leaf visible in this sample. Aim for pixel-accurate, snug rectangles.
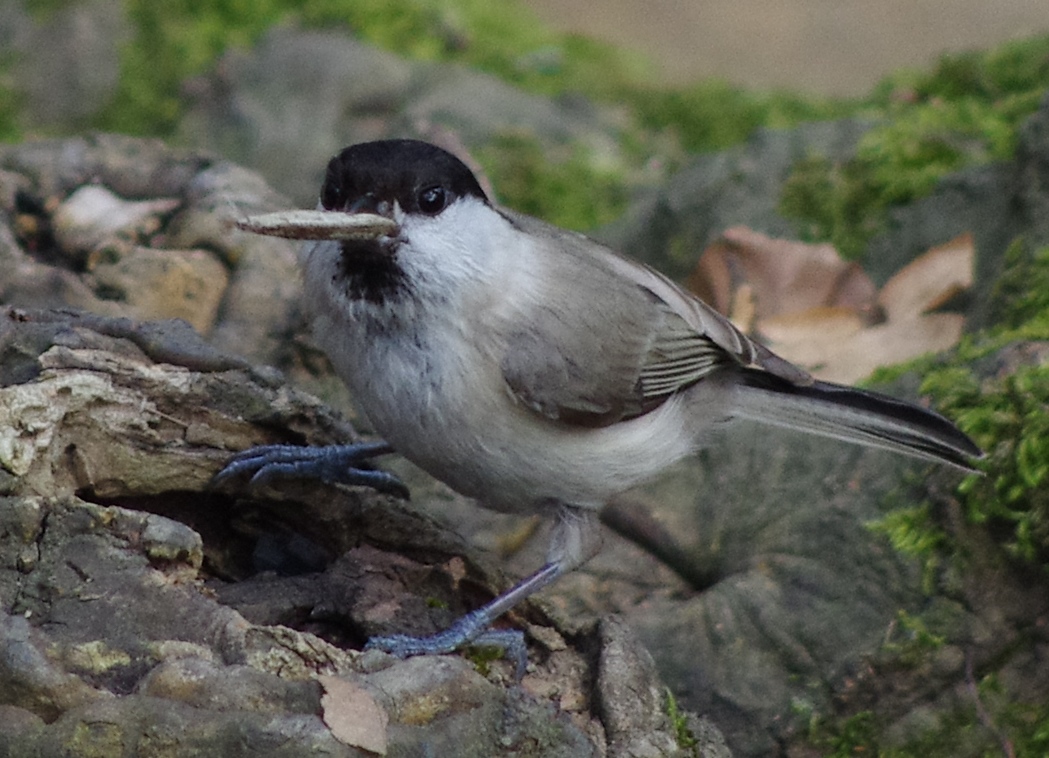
[688,226,975,383]
[688,226,878,321]
[793,313,966,384]
[318,675,389,755]
[758,306,866,372]
[878,233,974,321]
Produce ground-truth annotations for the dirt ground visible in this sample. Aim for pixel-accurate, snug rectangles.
[521,0,1049,95]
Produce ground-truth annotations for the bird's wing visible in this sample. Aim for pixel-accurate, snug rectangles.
[496,211,811,428]
[600,247,814,386]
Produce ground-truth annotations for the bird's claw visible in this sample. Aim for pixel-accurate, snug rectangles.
[366,626,528,680]
[212,441,409,499]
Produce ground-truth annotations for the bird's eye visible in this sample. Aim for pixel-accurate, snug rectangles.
[417,185,448,215]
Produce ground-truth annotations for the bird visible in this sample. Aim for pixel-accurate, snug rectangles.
[216,138,983,675]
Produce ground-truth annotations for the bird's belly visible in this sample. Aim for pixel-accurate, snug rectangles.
[324,326,697,513]
[362,371,695,513]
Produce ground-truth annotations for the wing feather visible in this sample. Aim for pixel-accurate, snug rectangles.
[495,209,812,428]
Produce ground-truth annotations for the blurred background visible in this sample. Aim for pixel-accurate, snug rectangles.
[523,0,1049,93]
[3,2,1049,756]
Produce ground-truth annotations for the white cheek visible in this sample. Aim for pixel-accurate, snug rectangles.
[397,198,515,291]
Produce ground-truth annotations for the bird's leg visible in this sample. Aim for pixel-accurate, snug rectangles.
[212,441,409,499]
[367,507,601,678]
[366,561,563,679]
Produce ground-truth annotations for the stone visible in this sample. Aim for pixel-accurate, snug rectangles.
[0,305,707,756]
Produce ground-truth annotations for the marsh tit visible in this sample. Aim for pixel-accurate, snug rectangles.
[218,139,982,673]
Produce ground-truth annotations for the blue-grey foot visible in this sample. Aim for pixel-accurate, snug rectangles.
[367,621,529,679]
[365,562,563,680]
[212,441,409,499]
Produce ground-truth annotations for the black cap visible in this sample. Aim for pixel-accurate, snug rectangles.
[321,140,489,216]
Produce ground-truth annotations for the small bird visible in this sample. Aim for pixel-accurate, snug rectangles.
[218,139,982,673]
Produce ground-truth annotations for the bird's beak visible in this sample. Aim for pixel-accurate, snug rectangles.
[235,209,399,242]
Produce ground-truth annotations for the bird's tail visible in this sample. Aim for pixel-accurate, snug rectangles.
[731,369,983,472]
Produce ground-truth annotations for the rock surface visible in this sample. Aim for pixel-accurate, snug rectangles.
[0,306,704,757]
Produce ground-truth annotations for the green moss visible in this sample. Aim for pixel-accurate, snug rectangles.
[779,99,1030,259]
[880,610,947,668]
[304,0,651,100]
[665,688,698,751]
[463,642,504,678]
[869,35,1049,108]
[932,361,1049,565]
[992,688,1049,758]
[77,0,846,156]
[843,241,1049,758]
[94,0,293,136]
[867,242,1049,577]
[871,338,1049,568]
[870,505,949,594]
[631,80,849,153]
[779,152,887,258]
[7,2,1049,174]
[477,133,628,231]
[780,34,1049,260]
[806,710,880,757]
[881,678,1049,758]
[854,97,1017,202]
[804,681,1049,757]
[989,242,1049,330]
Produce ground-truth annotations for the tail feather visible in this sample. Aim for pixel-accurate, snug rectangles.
[732,369,983,472]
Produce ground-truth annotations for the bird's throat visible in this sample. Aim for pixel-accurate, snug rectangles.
[337,239,409,305]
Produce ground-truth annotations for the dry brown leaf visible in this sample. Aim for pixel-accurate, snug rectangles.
[757,306,866,372]
[687,237,734,315]
[794,313,967,384]
[688,226,878,321]
[729,283,757,333]
[318,675,389,755]
[877,233,974,321]
[686,227,975,383]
